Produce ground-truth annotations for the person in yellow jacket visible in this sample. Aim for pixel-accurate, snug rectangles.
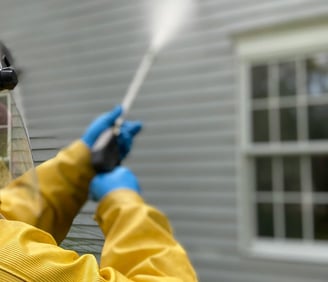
[0,103,198,281]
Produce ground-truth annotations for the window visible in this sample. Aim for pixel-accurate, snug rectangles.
[251,55,328,241]
[0,94,9,160]
[0,92,11,187]
[236,20,328,262]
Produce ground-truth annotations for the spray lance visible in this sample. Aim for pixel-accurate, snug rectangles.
[92,0,195,172]
[91,48,156,172]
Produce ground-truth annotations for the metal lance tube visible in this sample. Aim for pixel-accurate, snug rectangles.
[121,48,157,118]
[92,47,156,152]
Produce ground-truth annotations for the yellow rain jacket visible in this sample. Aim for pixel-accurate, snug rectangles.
[0,141,198,281]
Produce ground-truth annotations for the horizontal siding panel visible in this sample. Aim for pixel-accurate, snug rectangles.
[133,165,235,179]
[80,200,98,213]
[138,85,235,105]
[67,224,103,240]
[72,214,98,226]
[25,98,235,125]
[133,147,236,164]
[25,66,233,95]
[136,139,235,154]
[180,238,238,258]
[20,40,231,79]
[22,84,234,118]
[146,193,236,211]
[30,137,66,150]
[17,19,230,61]
[27,49,233,78]
[141,177,236,192]
[60,238,103,254]
[24,81,234,105]
[142,116,235,133]
[32,149,59,162]
[164,206,236,222]
[27,115,236,141]
[173,221,238,240]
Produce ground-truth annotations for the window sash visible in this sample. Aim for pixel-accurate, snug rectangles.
[236,20,328,261]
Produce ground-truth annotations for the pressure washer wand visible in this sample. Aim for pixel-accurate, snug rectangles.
[91,46,157,172]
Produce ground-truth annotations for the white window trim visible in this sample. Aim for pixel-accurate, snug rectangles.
[7,91,12,172]
[235,19,328,263]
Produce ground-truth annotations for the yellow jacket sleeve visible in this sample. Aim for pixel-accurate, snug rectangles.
[0,190,198,281]
[0,140,198,281]
[0,140,95,243]
[95,190,198,281]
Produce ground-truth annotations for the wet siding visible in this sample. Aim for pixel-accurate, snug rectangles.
[0,1,328,281]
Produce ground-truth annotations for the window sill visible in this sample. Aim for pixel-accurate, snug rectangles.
[246,239,328,264]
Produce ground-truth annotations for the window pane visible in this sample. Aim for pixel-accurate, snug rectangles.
[0,96,7,107]
[0,99,8,126]
[279,62,296,97]
[251,65,269,99]
[314,204,328,240]
[280,108,297,141]
[308,105,328,140]
[306,54,328,96]
[283,157,301,192]
[255,157,272,191]
[311,155,328,192]
[0,128,7,157]
[252,110,269,142]
[257,203,274,237]
[285,204,303,239]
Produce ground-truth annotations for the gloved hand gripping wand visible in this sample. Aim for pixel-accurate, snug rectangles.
[91,47,157,172]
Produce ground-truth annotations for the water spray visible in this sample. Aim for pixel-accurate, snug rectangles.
[92,0,196,172]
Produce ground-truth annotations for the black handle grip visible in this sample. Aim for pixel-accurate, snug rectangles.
[91,134,121,173]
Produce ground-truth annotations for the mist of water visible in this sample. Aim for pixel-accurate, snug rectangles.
[148,0,196,52]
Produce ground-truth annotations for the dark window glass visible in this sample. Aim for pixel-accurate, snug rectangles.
[285,204,303,239]
[257,203,274,237]
[311,155,328,192]
[252,110,269,142]
[280,108,297,141]
[0,97,7,126]
[314,204,328,240]
[308,105,328,140]
[306,54,328,96]
[0,128,7,157]
[251,65,269,99]
[283,157,301,192]
[279,62,296,97]
[255,157,272,191]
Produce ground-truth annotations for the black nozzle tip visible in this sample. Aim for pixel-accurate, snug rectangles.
[0,67,18,90]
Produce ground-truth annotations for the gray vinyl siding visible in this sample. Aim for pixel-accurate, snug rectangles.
[1,1,328,282]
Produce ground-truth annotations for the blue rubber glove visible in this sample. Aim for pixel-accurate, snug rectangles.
[82,105,122,148]
[90,166,141,201]
[118,120,143,161]
[81,105,142,160]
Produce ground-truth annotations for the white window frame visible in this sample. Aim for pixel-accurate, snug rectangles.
[235,19,328,263]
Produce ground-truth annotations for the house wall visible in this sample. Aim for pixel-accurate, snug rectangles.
[1,1,328,281]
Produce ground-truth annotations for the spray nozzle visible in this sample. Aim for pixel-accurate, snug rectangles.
[0,42,19,91]
[0,67,18,91]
